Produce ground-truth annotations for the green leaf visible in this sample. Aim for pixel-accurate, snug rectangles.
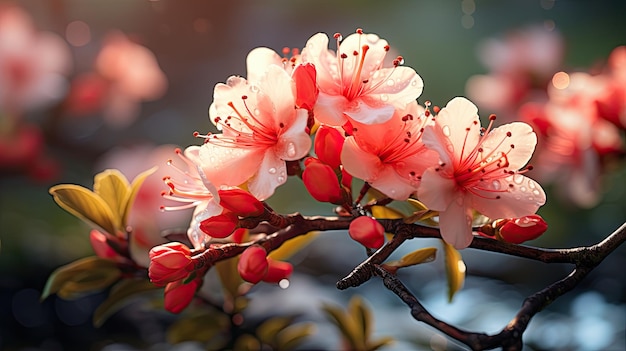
[167,312,229,344]
[49,184,119,235]
[322,303,361,350]
[384,247,437,269]
[122,167,157,226]
[41,256,119,301]
[268,231,318,261]
[443,242,466,302]
[276,323,316,351]
[93,278,160,327]
[256,316,295,345]
[57,266,121,300]
[94,169,131,225]
[348,296,371,344]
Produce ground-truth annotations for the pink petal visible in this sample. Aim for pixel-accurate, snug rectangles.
[438,197,474,249]
[257,65,296,130]
[301,33,340,91]
[246,47,282,82]
[481,122,536,170]
[198,143,264,188]
[369,166,417,200]
[417,168,456,211]
[337,32,388,85]
[341,137,382,181]
[345,97,396,125]
[275,108,311,161]
[313,92,349,126]
[470,174,546,219]
[368,66,424,108]
[247,151,287,200]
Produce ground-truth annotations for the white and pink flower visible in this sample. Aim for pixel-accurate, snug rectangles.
[418,97,546,249]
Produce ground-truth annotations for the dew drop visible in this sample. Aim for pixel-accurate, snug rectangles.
[268,167,277,174]
[253,108,260,115]
[514,195,521,201]
[277,176,285,183]
[386,79,395,86]
[411,79,418,86]
[520,186,527,193]
[532,189,541,196]
[513,174,524,184]
[442,125,451,136]
[528,181,536,189]
[279,279,290,289]
[447,144,455,153]
[380,94,389,102]
[491,180,501,190]
[527,196,534,201]
[286,142,297,158]
[250,85,259,93]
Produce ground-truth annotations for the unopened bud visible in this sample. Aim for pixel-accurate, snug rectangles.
[199,211,238,238]
[499,215,548,244]
[293,63,318,111]
[263,258,293,283]
[302,158,342,203]
[164,278,201,314]
[238,245,269,284]
[148,242,194,286]
[349,216,385,249]
[218,188,264,216]
[314,125,345,169]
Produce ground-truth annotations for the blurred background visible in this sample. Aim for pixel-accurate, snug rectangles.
[1,0,625,350]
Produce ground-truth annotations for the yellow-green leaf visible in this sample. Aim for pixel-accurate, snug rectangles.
[49,184,119,235]
[233,334,261,351]
[406,198,428,211]
[94,169,131,224]
[57,266,121,300]
[167,312,229,344]
[122,167,157,226]
[322,303,362,350]
[276,323,316,351]
[395,247,437,268]
[371,205,404,220]
[269,231,318,261]
[367,336,395,351]
[256,316,295,345]
[41,256,118,301]
[443,242,466,302]
[348,296,371,344]
[93,278,160,327]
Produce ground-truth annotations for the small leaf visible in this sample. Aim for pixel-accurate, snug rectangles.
[256,316,295,345]
[367,336,395,351]
[122,167,157,226]
[41,256,118,301]
[57,266,121,300]
[94,169,131,225]
[93,278,160,327]
[385,247,437,269]
[276,323,316,351]
[322,303,361,350]
[49,185,119,235]
[348,296,371,344]
[370,205,404,220]
[443,242,466,302]
[167,312,229,344]
[268,231,318,261]
[233,334,261,351]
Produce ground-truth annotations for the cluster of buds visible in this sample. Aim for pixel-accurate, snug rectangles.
[198,188,265,239]
[478,214,548,244]
[237,245,293,284]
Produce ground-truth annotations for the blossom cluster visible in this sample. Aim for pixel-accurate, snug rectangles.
[150,27,547,294]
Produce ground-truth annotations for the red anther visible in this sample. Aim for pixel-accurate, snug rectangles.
[356,28,363,34]
[489,114,497,121]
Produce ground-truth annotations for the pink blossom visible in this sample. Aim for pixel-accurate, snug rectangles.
[341,101,438,200]
[197,65,311,200]
[0,5,71,113]
[301,29,423,126]
[419,97,546,249]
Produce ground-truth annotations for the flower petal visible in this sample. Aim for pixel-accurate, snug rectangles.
[341,136,382,181]
[481,122,536,170]
[345,97,395,124]
[247,151,287,200]
[275,108,311,161]
[198,143,263,188]
[370,166,417,200]
[257,65,296,130]
[313,92,349,126]
[471,174,546,219]
[417,168,456,211]
[438,197,474,249]
[301,33,340,92]
[246,47,282,82]
[368,66,424,108]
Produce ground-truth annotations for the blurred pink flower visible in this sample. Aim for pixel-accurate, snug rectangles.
[341,101,438,200]
[419,97,545,249]
[301,29,423,126]
[198,65,311,200]
[0,4,71,114]
[66,31,167,127]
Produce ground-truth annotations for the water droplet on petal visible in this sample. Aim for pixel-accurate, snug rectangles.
[253,108,260,115]
[380,94,389,102]
[527,196,534,201]
[513,174,524,184]
[528,181,536,189]
[532,189,541,196]
[277,176,285,183]
[386,79,395,86]
[250,85,259,93]
[268,168,277,174]
[520,186,527,192]
[411,79,418,86]
[447,144,454,153]
[442,125,451,137]
[286,142,296,158]
[491,180,501,190]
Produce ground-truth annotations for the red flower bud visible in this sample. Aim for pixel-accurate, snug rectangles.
[238,245,269,284]
[314,125,345,169]
[89,229,123,259]
[499,215,548,244]
[199,211,238,238]
[263,258,293,283]
[148,242,194,286]
[164,278,201,314]
[218,188,265,217]
[302,158,342,203]
[349,216,385,249]
[293,63,318,111]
